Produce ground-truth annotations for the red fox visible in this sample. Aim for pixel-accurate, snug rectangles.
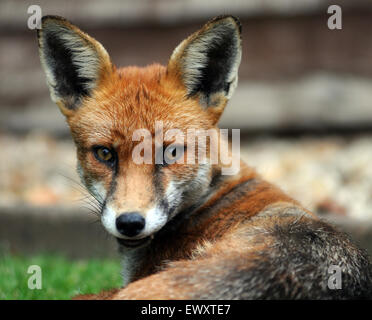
[37,15,372,299]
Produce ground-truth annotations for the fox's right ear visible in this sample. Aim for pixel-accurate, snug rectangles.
[37,16,113,115]
[167,15,242,114]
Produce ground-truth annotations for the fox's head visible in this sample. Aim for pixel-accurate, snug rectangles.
[38,15,242,247]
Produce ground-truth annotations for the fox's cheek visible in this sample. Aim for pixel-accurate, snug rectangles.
[164,163,198,181]
[88,181,108,204]
[82,175,109,204]
[77,160,110,203]
[164,180,184,218]
[162,164,212,219]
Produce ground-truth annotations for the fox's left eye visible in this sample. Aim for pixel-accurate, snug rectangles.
[163,145,185,164]
[93,146,115,165]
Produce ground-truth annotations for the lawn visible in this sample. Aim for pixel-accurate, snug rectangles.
[0,252,122,300]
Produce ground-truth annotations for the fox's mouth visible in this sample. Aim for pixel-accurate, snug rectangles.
[116,235,152,248]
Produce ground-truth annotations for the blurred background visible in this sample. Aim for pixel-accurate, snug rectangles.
[1,0,372,298]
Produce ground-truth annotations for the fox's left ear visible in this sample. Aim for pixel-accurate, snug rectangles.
[167,15,242,113]
[37,15,113,116]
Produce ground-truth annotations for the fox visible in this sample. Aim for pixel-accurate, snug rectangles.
[37,14,372,299]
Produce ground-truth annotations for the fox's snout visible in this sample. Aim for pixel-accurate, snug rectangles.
[102,203,169,241]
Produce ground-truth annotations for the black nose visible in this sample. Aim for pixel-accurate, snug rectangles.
[116,212,145,237]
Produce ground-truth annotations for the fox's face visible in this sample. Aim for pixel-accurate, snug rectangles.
[38,15,242,247]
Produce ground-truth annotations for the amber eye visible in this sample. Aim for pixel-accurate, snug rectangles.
[93,146,115,165]
[163,145,185,164]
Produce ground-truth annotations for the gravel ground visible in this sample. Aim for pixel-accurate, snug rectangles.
[1,132,372,221]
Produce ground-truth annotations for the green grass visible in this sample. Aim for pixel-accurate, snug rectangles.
[0,252,122,300]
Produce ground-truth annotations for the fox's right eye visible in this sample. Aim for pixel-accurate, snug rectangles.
[93,146,116,166]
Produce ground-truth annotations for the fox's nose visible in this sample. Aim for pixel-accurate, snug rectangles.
[116,212,145,237]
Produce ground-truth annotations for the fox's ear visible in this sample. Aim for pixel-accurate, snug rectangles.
[37,16,113,115]
[167,15,242,109]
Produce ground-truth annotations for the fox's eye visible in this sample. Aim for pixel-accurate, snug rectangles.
[163,145,185,164]
[93,146,115,165]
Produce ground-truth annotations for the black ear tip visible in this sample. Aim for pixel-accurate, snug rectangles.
[37,16,66,43]
[41,15,67,22]
[40,15,69,28]
[229,16,242,34]
[209,15,242,34]
[38,15,73,42]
